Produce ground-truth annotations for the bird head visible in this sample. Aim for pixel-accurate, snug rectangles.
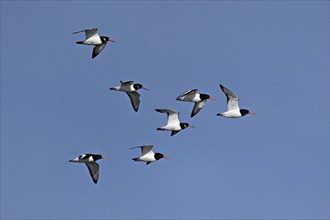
[240,109,256,116]
[134,83,149,90]
[200,93,215,101]
[102,36,116,43]
[155,153,170,161]
[94,154,109,161]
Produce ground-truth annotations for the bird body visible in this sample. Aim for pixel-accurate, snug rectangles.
[76,34,103,45]
[218,110,243,118]
[155,109,194,136]
[73,28,115,59]
[217,84,255,118]
[69,154,98,163]
[69,154,108,184]
[130,145,169,165]
[135,153,156,163]
[110,81,148,112]
[176,89,215,117]
[111,81,140,92]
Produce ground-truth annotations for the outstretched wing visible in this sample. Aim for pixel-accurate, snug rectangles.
[176,89,198,101]
[85,162,99,184]
[219,84,239,111]
[155,109,179,125]
[92,43,107,59]
[130,145,154,156]
[141,145,153,155]
[191,100,206,117]
[127,91,140,112]
[120,81,134,85]
[171,130,181,136]
[73,28,98,39]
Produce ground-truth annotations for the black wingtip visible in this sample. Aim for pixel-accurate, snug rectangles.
[92,50,98,59]
[171,130,180,136]
[219,84,227,93]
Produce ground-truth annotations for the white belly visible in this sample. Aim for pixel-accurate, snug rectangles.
[83,35,102,45]
[162,124,181,131]
[191,95,201,102]
[221,110,242,118]
[139,154,156,162]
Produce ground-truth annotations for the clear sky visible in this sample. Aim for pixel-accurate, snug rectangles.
[1,1,329,219]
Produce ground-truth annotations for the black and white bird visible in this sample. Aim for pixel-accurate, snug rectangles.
[73,28,115,59]
[69,154,108,184]
[217,84,256,118]
[155,109,195,136]
[110,81,148,112]
[176,89,215,117]
[130,145,169,165]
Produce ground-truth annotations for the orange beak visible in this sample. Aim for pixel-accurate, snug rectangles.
[248,111,256,115]
[102,157,109,160]
[163,155,170,160]
[108,38,116,43]
[209,97,215,101]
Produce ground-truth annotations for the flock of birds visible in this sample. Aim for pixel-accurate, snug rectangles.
[69,28,256,184]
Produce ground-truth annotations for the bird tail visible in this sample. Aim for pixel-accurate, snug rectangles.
[110,86,120,91]
[157,128,165,131]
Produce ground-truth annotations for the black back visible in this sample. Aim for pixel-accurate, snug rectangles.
[79,154,92,159]
[239,109,249,116]
[199,93,210,100]
[78,154,102,161]
[154,153,164,161]
[133,84,143,90]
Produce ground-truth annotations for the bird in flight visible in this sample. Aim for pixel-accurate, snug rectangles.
[130,145,169,165]
[217,84,255,118]
[110,80,148,112]
[73,28,115,59]
[176,89,215,117]
[69,154,108,184]
[155,109,195,136]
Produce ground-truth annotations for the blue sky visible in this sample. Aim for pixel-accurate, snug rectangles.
[1,1,329,219]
